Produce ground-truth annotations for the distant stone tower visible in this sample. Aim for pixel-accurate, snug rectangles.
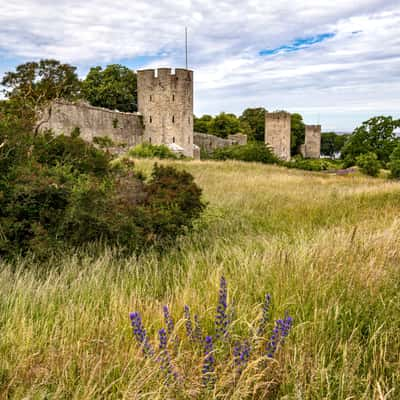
[305,125,321,158]
[137,68,194,157]
[265,111,291,161]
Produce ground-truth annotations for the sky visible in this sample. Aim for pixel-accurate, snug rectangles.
[1,0,400,132]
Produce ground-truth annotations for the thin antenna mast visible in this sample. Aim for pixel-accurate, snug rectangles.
[185,26,188,69]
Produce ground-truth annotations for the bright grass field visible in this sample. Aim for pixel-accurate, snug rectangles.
[1,159,399,399]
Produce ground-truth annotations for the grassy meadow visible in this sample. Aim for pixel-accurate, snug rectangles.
[1,159,400,399]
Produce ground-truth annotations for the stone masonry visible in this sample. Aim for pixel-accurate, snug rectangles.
[37,101,143,147]
[265,111,291,161]
[137,68,194,157]
[305,125,321,158]
[193,132,247,153]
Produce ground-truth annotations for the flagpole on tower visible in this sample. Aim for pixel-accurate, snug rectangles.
[185,26,188,69]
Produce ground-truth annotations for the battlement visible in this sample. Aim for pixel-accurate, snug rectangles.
[305,124,321,130]
[137,68,193,81]
[265,111,291,120]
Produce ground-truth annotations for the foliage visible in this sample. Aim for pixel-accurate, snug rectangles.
[284,156,342,171]
[1,59,81,127]
[388,144,400,179]
[208,112,242,138]
[81,64,137,112]
[129,276,293,394]
[0,131,204,259]
[321,132,349,157]
[356,152,381,177]
[194,114,213,133]
[341,116,400,166]
[290,113,305,155]
[211,142,278,164]
[239,107,266,142]
[129,143,178,159]
[93,136,115,148]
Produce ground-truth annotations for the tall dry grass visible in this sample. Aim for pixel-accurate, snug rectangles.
[1,160,399,399]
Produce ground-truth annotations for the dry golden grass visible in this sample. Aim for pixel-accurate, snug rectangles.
[1,160,399,399]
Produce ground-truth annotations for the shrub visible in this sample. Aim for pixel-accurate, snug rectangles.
[356,152,381,177]
[283,156,342,171]
[0,131,205,259]
[388,145,400,179]
[211,142,277,164]
[129,143,178,159]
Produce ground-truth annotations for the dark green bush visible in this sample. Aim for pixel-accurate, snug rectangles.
[0,130,205,259]
[211,142,277,164]
[388,145,400,179]
[129,143,178,159]
[356,152,381,177]
[283,157,342,171]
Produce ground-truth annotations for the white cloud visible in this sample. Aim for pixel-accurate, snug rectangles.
[0,0,399,130]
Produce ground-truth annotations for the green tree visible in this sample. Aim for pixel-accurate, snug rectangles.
[341,116,400,166]
[1,59,81,126]
[194,115,213,133]
[239,107,266,141]
[388,144,400,179]
[356,152,381,177]
[208,112,241,138]
[321,132,349,158]
[291,113,305,155]
[81,64,137,112]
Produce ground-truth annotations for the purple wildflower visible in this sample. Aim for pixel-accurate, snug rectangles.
[194,314,203,342]
[130,312,154,356]
[215,276,228,340]
[266,313,293,358]
[163,305,174,335]
[158,328,178,381]
[234,340,251,375]
[202,335,215,387]
[184,305,193,338]
[257,293,271,336]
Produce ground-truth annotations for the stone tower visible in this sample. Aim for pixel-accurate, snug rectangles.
[137,68,194,157]
[265,111,291,161]
[305,125,321,158]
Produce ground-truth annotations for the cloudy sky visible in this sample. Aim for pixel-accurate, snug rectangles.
[1,0,399,131]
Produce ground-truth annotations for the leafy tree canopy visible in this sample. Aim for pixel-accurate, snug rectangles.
[341,116,400,166]
[1,59,81,126]
[239,107,266,142]
[321,132,349,158]
[81,64,137,112]
[290,113,305,155]
[208,112,242,138]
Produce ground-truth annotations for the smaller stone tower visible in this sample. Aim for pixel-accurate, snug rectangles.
[137,68,194,157]
[265,111,291,161]
[305,125,321,158]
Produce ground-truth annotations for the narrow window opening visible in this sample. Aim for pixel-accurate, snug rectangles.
[149,116,152,123]
[172,115,175,123]
[172,137,175,143]
[150,95,152,101]
[149,137,152,143]
[172,94,175,101]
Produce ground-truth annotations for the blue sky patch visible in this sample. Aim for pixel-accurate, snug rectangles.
[259,32,335,56]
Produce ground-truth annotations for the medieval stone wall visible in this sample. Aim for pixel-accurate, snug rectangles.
[37,101,143,147]
[137,68,194,157]
[265,111,291,161]
[193,132,247,153]
[305,125,321,158]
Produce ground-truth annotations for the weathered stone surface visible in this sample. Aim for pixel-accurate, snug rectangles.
[193,132,247,153]
[305,125,321,158]
[137,68,194,157]
[37,101,143,147]
[265,111,291,161]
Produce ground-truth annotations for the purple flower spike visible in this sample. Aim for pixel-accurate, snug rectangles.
[184,305,193,338]
[215,276,228,340]
[158,328,178,381]
[266,313,293,358]
[159,328,167,350]
[202,335,215,387]
[257,293,271,336]
[234,340,251,375]
[130,311,154,357]
[163,305,175,335]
